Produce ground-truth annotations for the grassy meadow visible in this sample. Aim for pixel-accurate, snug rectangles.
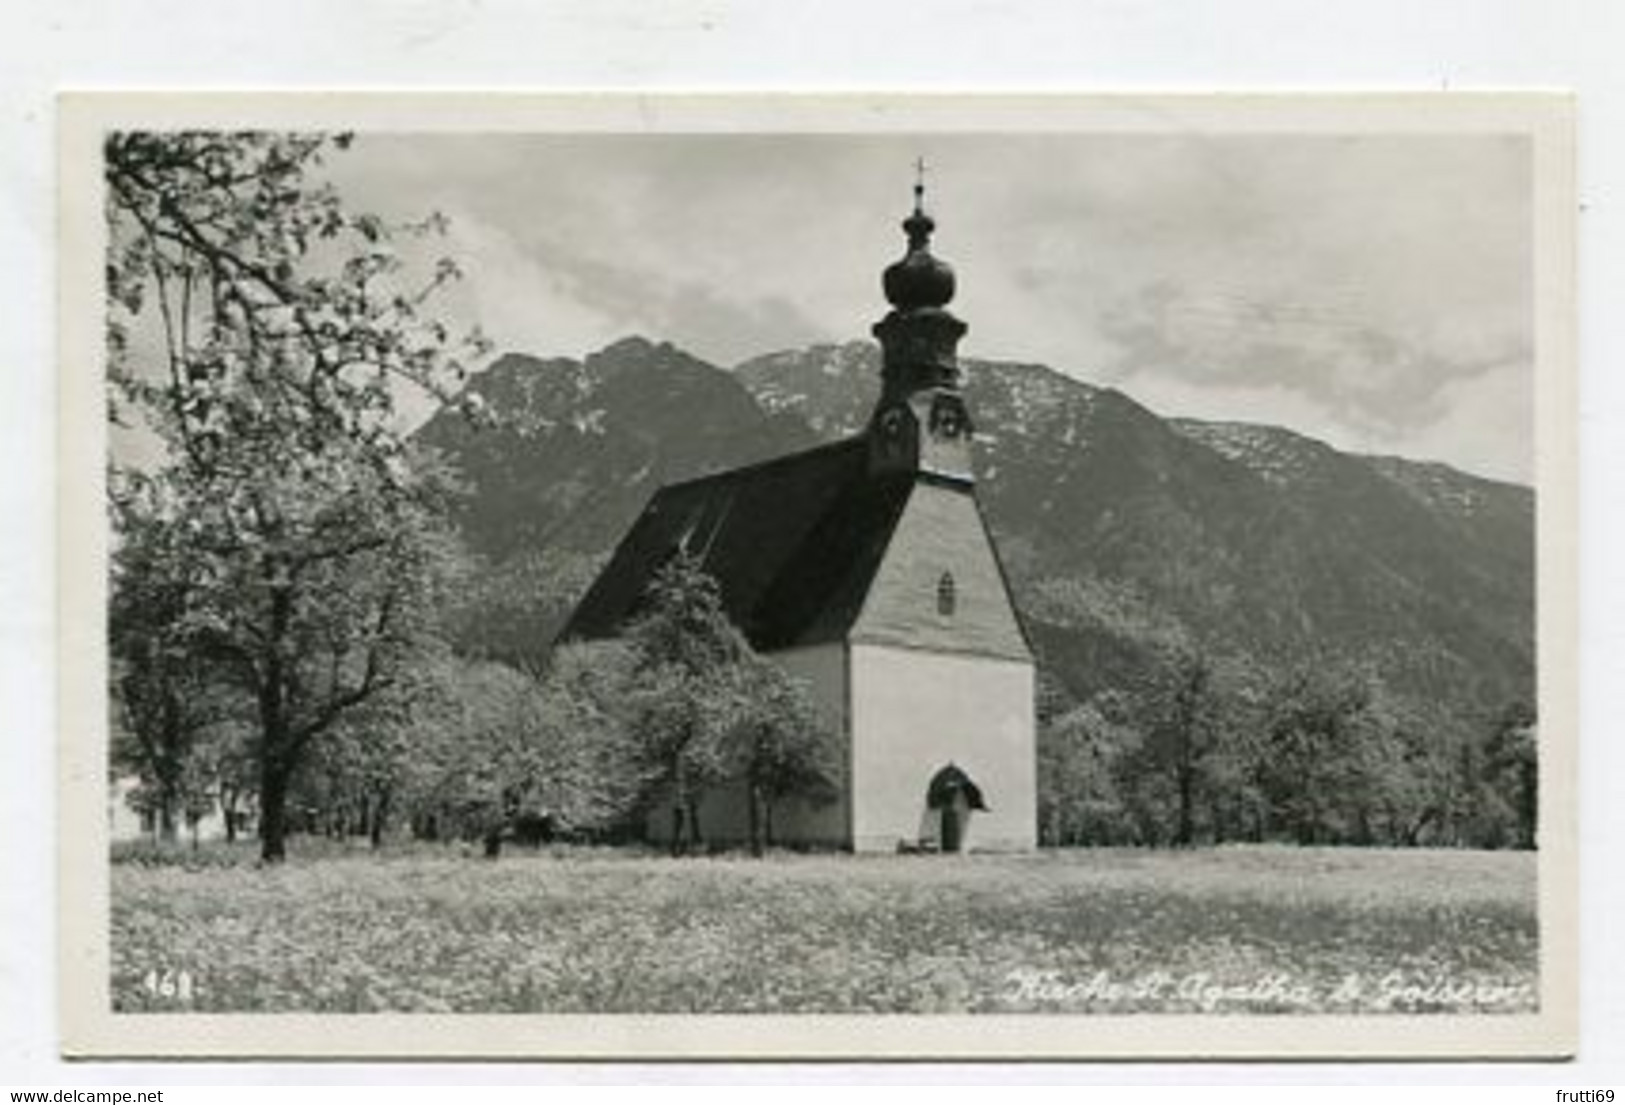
[110,844,1537,1014]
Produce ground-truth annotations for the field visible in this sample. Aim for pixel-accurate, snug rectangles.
[110,844,1538,1014]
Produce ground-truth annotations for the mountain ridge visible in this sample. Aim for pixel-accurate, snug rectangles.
[419,335,1534,737]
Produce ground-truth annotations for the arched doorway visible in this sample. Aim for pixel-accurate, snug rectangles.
[926,763,988,853]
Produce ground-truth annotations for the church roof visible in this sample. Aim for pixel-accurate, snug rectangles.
[557,438,918,652]
[559,177,1036,661]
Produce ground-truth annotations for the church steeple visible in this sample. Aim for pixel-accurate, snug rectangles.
[874,163,969,400]
[868,166,975,483]
[882,164,958,314]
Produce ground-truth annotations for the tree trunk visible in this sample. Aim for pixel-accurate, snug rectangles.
[157,797,178,844]
[370,788,390,850]
[669,803,685,856]
[747,781,764,858]
[1354,806,1373,846]
[257,577,297,865]
[1520,765,1537,849]
[259,761,289,863]
[1175,766,1194,847]
[687,799,703,853]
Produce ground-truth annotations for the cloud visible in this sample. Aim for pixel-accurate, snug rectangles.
[327,134,848,368]
[317,130,1534,481]
[510,232,831,366]
[1094,279,1530,440]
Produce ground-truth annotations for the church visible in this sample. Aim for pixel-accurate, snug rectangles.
[559,181,1038,853]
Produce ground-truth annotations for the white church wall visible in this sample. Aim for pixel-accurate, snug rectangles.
[848,643,1037,853]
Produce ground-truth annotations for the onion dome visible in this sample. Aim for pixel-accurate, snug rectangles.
[882,177,956,309]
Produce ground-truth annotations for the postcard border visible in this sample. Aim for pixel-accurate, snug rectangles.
[57,90,1579,1061]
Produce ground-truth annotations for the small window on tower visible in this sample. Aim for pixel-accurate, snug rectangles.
[937,572,957,617]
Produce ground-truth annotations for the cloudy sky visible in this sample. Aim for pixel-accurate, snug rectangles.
[324,131,1533,482]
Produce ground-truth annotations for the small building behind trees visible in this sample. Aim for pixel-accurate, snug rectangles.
[559,182,1038,853]
[108,775,251,845]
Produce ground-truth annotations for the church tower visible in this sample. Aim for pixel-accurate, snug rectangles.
[868,170,976,484]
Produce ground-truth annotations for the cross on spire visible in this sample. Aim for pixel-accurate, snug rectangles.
[913,156,927,212]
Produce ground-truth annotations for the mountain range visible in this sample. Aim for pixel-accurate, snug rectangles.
[418,336,1534,734]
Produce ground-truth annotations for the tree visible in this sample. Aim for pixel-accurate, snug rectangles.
[108,482,251,842]
[402,658,532,850]
[616,552,840,856]
[1137,650,1216,847]
[1485,700,1537,849]
[620,554,747,854]
[530,641,648,836]
[1256,666,1407,845]
[1055,648,1260,848]
[206,719,258,844]
[1197,673,1271,846]
[1357,705,1446,847]
[292,669,438,849]
[392,646,647,857]
[1037,691,1142,846]
[105,131,485,862]
[718,657,840,856]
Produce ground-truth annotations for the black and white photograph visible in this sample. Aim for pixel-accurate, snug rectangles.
[56,94,1577,1059]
